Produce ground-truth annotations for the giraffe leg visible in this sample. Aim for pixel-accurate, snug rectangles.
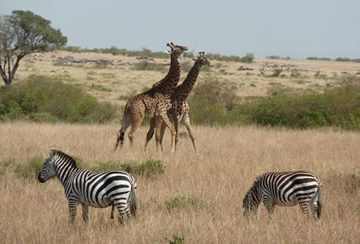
[173,115,179,151]
[155,117,164,152]
[157,112,176,153]
[128,115,144,146]
[182,112,196,151]
[159,121,167,149]
[145,117,156,151]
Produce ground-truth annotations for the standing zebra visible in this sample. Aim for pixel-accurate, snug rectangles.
[243,171,322,219]
[38,149,137,224]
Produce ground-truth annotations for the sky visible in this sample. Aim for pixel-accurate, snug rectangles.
[0,0,359,59]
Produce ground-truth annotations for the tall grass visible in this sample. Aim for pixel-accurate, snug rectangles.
[0,123,359,243]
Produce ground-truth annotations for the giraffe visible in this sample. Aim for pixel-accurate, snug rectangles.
[114,42,187,151]
[145,52,210,152]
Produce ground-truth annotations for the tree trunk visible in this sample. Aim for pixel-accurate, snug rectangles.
[0,54,23,86]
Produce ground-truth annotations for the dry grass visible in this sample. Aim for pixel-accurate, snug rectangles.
[1,122,360,243]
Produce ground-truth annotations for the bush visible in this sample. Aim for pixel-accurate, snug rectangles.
[164,195,202,212]
[92,159,164,177]
[15,158,44,179]
[132,61,167,71]
[0,75,117,123]
[122,159,165,177]
[245,80,360,129]
[167,234,185,244]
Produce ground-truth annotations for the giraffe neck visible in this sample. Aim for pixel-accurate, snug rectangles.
[172,61,201,100]
[147,54,181,96]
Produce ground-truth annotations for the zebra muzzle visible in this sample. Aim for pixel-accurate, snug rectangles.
[38,174,46,183]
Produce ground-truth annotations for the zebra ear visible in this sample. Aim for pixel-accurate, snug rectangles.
[50,148,59,156]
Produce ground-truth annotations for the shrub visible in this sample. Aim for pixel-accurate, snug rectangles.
[0,75,117,123]
[245,80,360,129]
[92,159,164,177]
[132,61,166,71]
[164,195,202,212]
[122,159,165,177]
[14,158,44,179]
[167,234,185,244]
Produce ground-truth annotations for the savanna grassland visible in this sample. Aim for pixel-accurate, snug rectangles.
[15,51,360,106]
[0,123,360,243]
[1,51,360,243]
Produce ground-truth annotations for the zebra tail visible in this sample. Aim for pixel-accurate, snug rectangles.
[316,185,322,218]
[129,183,137,217]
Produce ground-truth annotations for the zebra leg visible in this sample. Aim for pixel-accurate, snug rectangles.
[298,201,311,216]
[68,199,78,223]
[263,199,275,215]
[81,203,89,223]
[110,204,115,219]
[310,188,322,219]
[114,202,129,224]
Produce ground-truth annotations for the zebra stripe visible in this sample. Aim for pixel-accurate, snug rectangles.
[38,149,137,224]
[243,171,322,219]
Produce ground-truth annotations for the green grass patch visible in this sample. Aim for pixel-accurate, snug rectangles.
[164,195,203,212]
[14,158,44,179]
[91,159,164,177]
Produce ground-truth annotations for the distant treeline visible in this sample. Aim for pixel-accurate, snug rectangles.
[61,46,254,63]
[265,55,360,63]
[306,57,360,62]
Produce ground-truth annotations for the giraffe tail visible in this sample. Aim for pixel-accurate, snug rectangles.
[114,104,131,151]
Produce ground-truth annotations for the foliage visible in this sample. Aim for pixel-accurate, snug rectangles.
[336,57,360,63]
[188,76,238,125]
[92,159,164,177]
[164,195,202,212]
[246,80,360,129]
[121,159,165,177]
[14,158,43,179]
[167,234,185,244]
[186,75,360,129]
[132,61,166,72]
[306,57,331,61]
[0,75,116,123]
[0,10,67,85]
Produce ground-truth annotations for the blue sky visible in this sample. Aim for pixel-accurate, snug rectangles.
[1,0,359,59]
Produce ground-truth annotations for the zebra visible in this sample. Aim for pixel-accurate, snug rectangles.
[242,171,322,219]
[38,149,137,224]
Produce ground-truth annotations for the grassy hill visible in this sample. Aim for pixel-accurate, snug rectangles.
[12,50,360,107]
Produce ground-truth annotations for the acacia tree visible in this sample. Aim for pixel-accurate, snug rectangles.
[0,10,67,85]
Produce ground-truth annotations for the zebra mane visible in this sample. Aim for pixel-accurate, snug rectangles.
[50,148,78,168]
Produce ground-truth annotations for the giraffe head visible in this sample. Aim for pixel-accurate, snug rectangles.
[167,42,188,58]
[194,51,211,67]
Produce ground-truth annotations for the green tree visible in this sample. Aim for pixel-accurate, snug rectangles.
[0,10,67,85]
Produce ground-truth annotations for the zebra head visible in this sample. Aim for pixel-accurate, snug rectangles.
[242,185,260,217]
[38,149,58,183]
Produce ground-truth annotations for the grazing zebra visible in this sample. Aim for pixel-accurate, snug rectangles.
[243,171,322,219]
[38,149,137,224]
